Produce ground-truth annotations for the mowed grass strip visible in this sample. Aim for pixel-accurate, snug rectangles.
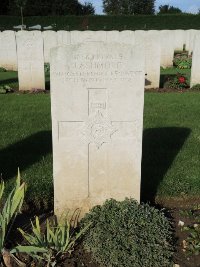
[142,92,200,202]
[0,94,53,209]
[0,93,200,209]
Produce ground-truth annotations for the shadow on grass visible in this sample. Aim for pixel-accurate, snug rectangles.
[141,127,191,203]
[0,131,52,181]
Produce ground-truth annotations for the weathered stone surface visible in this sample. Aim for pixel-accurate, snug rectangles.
[57,31,71,45]
[145,31,160,89]
[190,34,200,87]
[50,42,145,217]
[160,30,174,68]
[71,30,107,44]
[106,31,119,42]
[173,30,186,51]
[186,29,198,54]
[16,31,45,91]
[0,31,17,71]
[43,30,58,63]
[119,30,135,44]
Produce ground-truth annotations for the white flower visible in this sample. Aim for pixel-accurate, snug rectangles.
[178,220,185,227]
[194,224,198,228]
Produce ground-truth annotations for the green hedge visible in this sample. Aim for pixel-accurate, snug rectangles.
[1,14,200,31]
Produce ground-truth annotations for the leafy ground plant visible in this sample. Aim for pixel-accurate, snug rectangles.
[0,85,13,94]
[173,54,192,69]
[182,224,200,256]
[0,170,26,267]
[163,72,189,90]
[12,215,91,267]
[81,198,174,267]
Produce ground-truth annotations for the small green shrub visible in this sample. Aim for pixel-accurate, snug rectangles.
[81,198,174,267]
[163,73,189,90]
[173,54,192,69]
[191,84,200,91]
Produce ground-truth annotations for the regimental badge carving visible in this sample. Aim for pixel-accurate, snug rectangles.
[82,110,117,149]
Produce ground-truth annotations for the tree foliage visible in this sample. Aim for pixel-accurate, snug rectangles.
[158,5,182,14]
[103,0,155,15]
[2,0,95,16]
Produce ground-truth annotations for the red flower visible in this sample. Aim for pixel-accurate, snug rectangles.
[178,76,186,83]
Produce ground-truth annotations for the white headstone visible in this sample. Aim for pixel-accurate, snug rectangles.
[160,30,174,68]
[0,31,18,71]
[51,42,145,216]
[135,30,146,45]
[145,31,161,89]
[106,31,119,42]
[119,30,135,44]
[173,30,186,51]
[190,34,200,87]
[16,31,45,91]
[71,30,107,44]
[57,31,71,46]
[186,29,199,54]
[42,31,58,63]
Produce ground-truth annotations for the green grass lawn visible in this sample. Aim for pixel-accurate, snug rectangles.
[0,92,200,210]
[0,94,53,210]
[0,71,19,89]
[142,92,200,203]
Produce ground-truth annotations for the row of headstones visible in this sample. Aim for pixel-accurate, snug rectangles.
[0,30,200,90]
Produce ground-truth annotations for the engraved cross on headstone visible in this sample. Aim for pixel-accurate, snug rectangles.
[58,88,139,197]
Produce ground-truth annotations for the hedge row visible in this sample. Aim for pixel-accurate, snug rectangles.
[1,14,200,31]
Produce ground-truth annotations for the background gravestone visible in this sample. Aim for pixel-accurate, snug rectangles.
[57,31,71,46]
[160,30,174,68]
[0,31,18,71]
[190,34,200,87]
[119,30,135,44]
[173,30,186,51]
[186,29,198,54]
[106,31,119,42]
[16,31,45,91]
[145,30,161,89]
[71,30,107,44]
[42,30,58,63]
[51,42,145,216]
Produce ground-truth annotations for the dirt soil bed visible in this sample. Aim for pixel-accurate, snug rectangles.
[7,201,200,267]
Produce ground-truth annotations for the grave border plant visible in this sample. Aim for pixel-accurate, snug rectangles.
[81,198,174,267]
[163,72,189,90]
[11,213,91,267]
[0,169,26,267]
